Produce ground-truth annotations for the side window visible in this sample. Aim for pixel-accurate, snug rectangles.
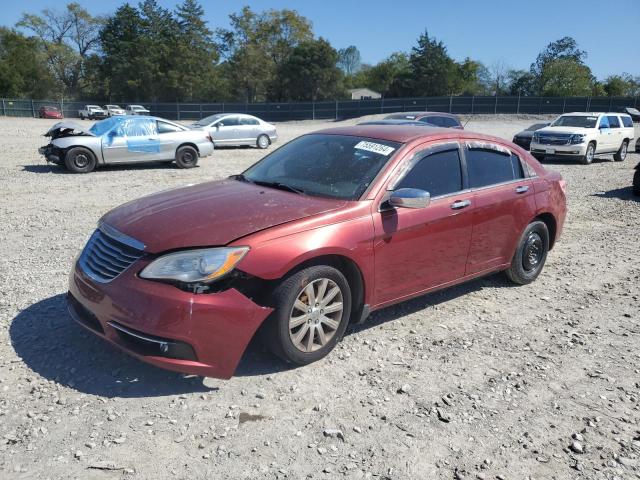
[219,116,239,127]
[599,116,610,129]
[467,148,523,188]
[607,115,621,128]
[157,121,183,134]
[396,149,463,197]
[621,116,633,128]
[422,116,442,126]
[442,117,461,128]
[240,117,259,126]
[115,118,158,137]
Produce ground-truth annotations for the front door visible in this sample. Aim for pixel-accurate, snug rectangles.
[102,118,160,163]
[373,144,474,306]
[211,116,241,145]
[464,145,537,274]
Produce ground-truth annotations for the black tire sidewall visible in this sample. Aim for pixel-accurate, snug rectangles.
[633,169,640,196]
[614,141,628,162]
[581,143,595,164]
[266,266,352,365]
[64,147,97,173]
[257,135,269,149]
[506,221,549,285]
[175,146,198,168]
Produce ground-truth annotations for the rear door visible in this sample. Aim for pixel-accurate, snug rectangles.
[607,115,623,151]
[238,116,260,144]
[373,142,474,305]
[156,120,185,160]
[464,142,537,275]
[597,116,613,152]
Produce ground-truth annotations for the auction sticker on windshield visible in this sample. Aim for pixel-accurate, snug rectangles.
[355,141,396,156]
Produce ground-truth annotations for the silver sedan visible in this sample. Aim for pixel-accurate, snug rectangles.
[39,116,214,173]
[191,113,277,149]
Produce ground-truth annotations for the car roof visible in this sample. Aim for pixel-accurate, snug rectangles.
[561,112,628,116]
[312,124,502,145]
[386,111,460,119]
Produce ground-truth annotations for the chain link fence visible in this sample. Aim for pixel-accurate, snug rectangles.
[1,96,637,122]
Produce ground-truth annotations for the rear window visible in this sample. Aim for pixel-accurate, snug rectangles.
[467,148,524,188]
[621,116,633,128]
[607,116,621,128]
[441,117,461,128]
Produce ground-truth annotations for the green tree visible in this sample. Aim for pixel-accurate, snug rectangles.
[404,31,457,96]
[531,37,587,94]
[507,69,537,96]
[278,38,343,101]
[0,27,57,97]
[353,52,410,96]
[602,73,640,97]
[539,58,594,96]
[17,3,103,97]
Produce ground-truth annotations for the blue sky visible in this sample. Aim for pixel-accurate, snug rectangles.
[5,0,639,79]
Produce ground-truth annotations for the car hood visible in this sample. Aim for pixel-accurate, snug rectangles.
[101,179,348,253]
[536,126,593,135]
[45,121,95,138]
[514,130,534,138]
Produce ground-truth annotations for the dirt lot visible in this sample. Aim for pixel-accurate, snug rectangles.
[0,115,639,480]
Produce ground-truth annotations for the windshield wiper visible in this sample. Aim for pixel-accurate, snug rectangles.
[252,179,305,195]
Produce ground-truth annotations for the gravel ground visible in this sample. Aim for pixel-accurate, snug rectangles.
[0,115,639,480]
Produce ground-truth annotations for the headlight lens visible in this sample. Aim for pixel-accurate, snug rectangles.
[140,247,249,283]
[569,134,586,144]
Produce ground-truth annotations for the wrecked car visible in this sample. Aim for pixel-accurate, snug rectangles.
[67,124,567,379]
[39,116,214,173]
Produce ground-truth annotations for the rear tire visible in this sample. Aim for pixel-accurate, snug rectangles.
[505,221,549,285]
[263,265,352,366]
[64,147,97,173]
[633,168,640,196]
[613,140,628,162]
[175,145,198,168]
[580,142,595,165]
[257,134,270,149]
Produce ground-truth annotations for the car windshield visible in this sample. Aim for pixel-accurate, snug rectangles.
[551,115,598,128]
[241,134,401,200]
[89,117,120,136]
[526,123,548,131]
[46,107,59,111]
[193,114,225,126]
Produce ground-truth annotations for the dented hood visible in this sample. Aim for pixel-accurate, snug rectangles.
[44,121,95,138]
[101,179,347,253]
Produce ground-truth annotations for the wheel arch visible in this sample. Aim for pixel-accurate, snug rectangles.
[534,212,557,250]
[176,142,200,156]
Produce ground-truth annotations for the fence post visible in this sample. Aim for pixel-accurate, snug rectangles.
[199,103,202,118]
[634,96,637,108]
[494,95,498,115]
[312,101,315,121]
[2,99,5,116]
[539,97,543,114]
[380,97,384,114]
[516,94,520,114]
[562,97,566,114]
[31,99,35,118]
[449,95,453,113]
[176,103,180,121]
[586,97,591,112]
[471,96,474,115]
[608,97,613,111]
[222,102,225,113]
[335,100,338,120]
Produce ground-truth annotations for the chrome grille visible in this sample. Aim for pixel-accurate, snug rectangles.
[536,133,571,146]
[79,225,144,283]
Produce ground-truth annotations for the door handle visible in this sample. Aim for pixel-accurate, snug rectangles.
[148,138,158,141]
[451,199,471,210]
[515,185,530,194]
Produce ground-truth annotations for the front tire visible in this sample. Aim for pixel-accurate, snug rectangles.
[175,145,198,168]
[613,141,628,162]
[505,221,549,285]
[580,142,595,165]
[263,266,352,366]
[64,147,97,173]
[257,134,270,149]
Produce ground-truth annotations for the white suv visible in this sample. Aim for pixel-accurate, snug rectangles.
[530,112,635,164]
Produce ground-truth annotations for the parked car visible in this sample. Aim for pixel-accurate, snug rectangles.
[78,105,107,120]
[384,111,463,129]
[104,104,126,116]
[191,113,277,148]
[530,112,635,164]
[358,119,434,127]
[624,107,640,122]
[66,125,566,379]
[126,104,150,115]
[512,122,550,150]
[39,115,214,173]
[38,106,63,119]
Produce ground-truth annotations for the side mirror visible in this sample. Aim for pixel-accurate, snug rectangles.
[389,188,431,209]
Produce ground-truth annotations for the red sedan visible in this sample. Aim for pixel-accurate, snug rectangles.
[68,125,567,378]
[38,106,64,119]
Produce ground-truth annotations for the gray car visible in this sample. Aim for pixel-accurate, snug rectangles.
[191,113,277,149]
[39,116,214,173]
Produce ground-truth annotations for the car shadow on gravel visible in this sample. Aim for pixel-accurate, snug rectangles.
[10,294,214,398]
[22,162,180,174]
[591,187,639,201]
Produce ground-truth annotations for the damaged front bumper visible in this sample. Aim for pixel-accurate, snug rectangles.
[67,258,274,379]
[39,144,62,164]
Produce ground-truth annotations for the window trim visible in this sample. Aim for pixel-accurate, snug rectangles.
[464,142,531,191]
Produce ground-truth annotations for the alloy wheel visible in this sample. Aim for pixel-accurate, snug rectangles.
[288,278,343,353]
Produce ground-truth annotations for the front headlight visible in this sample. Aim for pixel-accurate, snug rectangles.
[569,134,586,144]
[532,133,540,143]
[140,247,249,284]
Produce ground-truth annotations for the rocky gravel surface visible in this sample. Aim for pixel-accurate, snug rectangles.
[0,115,639,479]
